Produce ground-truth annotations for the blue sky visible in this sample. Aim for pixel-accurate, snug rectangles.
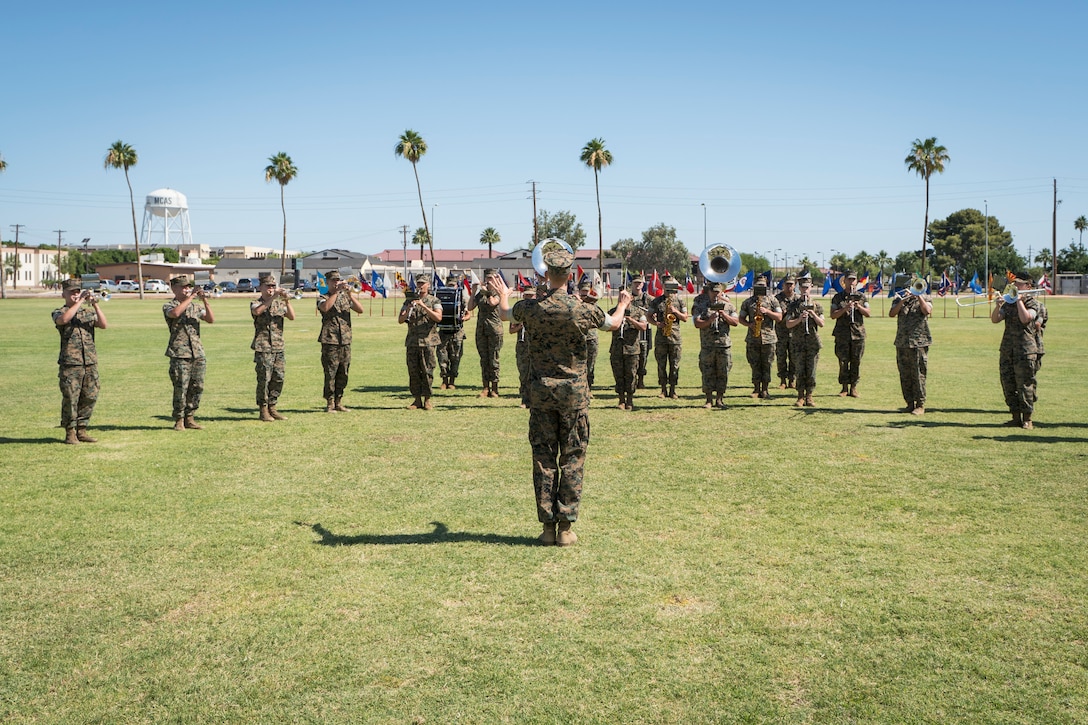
[2,0,1085,268]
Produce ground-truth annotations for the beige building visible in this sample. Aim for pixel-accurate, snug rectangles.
[1,245,66,289]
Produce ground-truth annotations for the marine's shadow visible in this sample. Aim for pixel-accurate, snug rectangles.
[298,520,539,547]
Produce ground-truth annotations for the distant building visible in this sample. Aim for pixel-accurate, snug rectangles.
[0,245,65,289]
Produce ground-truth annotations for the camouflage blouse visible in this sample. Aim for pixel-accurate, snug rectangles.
[163,300,207,359]
[53,305,98,366]
[251,297,290,353]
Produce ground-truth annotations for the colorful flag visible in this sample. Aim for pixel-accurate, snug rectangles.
[408,273,417,293]
[517,271,532,291]
[936,271,952,296]
[372,271,387,298]
[822,274,832,296]
[871,271,884,294]
[969,272,983,294]
[648,271,663,297]
[857,272,870,294]
[734,269,754,294]
[317,271,328,294]
[1038,273,1052,293]
[684,275,695,294]
[432,271,444,289]
[576,264,588,287]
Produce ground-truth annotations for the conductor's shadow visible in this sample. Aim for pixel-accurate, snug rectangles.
[298,521,539,547]
[0,436,72,445]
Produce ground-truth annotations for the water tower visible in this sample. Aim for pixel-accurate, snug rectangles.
[139,188,193,250]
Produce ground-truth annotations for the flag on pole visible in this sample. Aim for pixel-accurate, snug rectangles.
[734,269,754,294]
[432,271,444,289]
[969,272,983,294]
[936,271,952,296]
[593,271,604,296]
[408,273,417,293]
[648,271,663,297]
[371,271,387,298]
[317,271,329,294]
[684,275,695,294]
[871,271,884,295]
[822,274,832,296]
[857,271,870,294]
[576,264,588,287]
[1038,273,1052,293]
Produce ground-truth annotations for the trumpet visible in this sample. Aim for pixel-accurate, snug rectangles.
[893,278,928,301]
[273,287,303,300]
[78,275,109,305]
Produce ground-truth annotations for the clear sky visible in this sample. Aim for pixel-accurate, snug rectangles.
[2,0,1085,269]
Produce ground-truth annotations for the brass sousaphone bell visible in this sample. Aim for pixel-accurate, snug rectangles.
[531,238,576,277]
[698,243,742,286]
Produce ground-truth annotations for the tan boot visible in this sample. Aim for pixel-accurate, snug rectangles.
[407,398,422,410]
[173,418,186,431]
[1022,413,1034,430]
[668,386,678,400]
[795,397,805,408]
[490,381,500,398]
[1004,412,1022,427]
[848,385,859,398]
[479,381,490,398]
[268,405,286,420]
[184,415,203,430]
[259,405,274,422]
[556,521,578,547]
[805,394,815,407]
[838,385,849,397]
[423,398,434,410]
[334,398,348,412]
[539,522,557,546]
[64,428,80,445]
[447,380,456,390]
[75,427,97,443]
[326,398,336,413]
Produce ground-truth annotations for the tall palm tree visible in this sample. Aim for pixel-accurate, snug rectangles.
[1075,215,1087,245]
[874,250,892,284]
[264,152,298,277]
[0,152,6,300]
[904,137,950,276]
[395,130,434,274]
[105,141,144,299]
[580,138,613,277]
[411,227,430,262]
[479,227,500,259]
[1034,248,1053,269]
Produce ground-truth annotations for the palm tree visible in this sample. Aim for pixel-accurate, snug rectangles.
[580,138,613,277]
[1034,248,1053,270]
[874,250,892,284]
[395,130,434,274]
[264,152,298,277]
[1075,215,1087,245]
[480,227,500,259]
[904,137,950,276]
[411,227,430,262]
[105,141,144,299]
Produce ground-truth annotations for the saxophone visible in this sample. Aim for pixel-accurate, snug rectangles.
[661,292,677,337]
[752,294,764,338]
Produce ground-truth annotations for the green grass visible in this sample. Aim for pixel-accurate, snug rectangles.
[1,293,1086,723]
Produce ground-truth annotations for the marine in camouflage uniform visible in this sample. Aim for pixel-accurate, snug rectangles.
[251,274,295,421]
[774,276,799,388]
[890,277,933,414]
[648,277,688,399]
[609,295,648,410]
[509,286,537,407]
[829,271,870,397]
[53,279,108,444]
[579,280,600,393]
[784,277,824,407]
[692,282,738,408]
[1034,299,1048,371]
[399,275,444,410]
[468,268,505,397]
[164,275,215,430]
[317,270,365,412]
[738,282,783,399]
[438,275,470,389]
[496,243,632,546]
[991,272,1041,429]
[629,275,653,388]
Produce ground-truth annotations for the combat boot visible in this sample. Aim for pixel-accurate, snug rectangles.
[64,428,80,445]
[268,405,287,420]
[848,384,859,398]
[539,522,556,546]
[479,379,490,398]
[334,398,348,412]
[184,415,203,430]
[75,427,97,443]
[779,378,787,389]
[447,379,456,391]
[1004,412,1022,427]
[626,393,636,411]
[407,398,422,410]
[423,398,434,410]
[490,381,500,398]
[440,378,448,390]
[659,386,668,399]
[704,396,714,410]
[795,397,805,408]
[838,385,849,397]
[668,386,678,400]
[1022,413,1034,430]
[556,521,578,547]
[259,405,274,422]
[804,394,815,407]
[326,397,336,413]
[173,418,186,431]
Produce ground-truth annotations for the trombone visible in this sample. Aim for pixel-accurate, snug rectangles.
[999,284,1046,305]
[892,278,927,301]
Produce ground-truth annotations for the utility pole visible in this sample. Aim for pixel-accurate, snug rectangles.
[400,225,409,292]
[10,224,24,291]
[1052,179,1058,289]
[528,180,539,246]
[54,229,66,286]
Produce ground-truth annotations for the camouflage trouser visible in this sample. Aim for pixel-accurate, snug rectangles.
[585,336,598,388]
[437,332,463,382]
[655,342,681,388]
[834,337,865,386]
[638,338,650,380]
[896,346,928,407]
[611,351,638,397]
[775,327,794,382]
[321,343,351,400]
[745,339,776,386]
[999,346,1037,414]
[254,351,286,406]
[528,408,589,523]
[406,346,437,399]
[699,346,732,395]
[169,357,205,420]
[791,342,820,397]
[59,364,99,429]
[516,341,530,405]
[477,331,503,384]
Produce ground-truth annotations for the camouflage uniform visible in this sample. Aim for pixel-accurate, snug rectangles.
[774,287,799,385]
[437,286,469,385]
[786,297,823,399]
[649,293,686,391]
[692,293,736,398]
[403,292,443,400]
[893,294,932,409]
[53,304,100,431]
[739,293,781,388]
[473,290,504,388]
[512,315,532,407]
[831,291,869,389]
[609,304,645,406]
[164,299,208,420]
[251,297,290,407]
[631,289,653,385]
[997,296,1040,416]
[318,291,354,400]
[1034,300,1048,371]
[512,287,604,524]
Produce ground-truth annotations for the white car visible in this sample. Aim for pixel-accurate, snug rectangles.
[143,279,169,293]
[117,280,139,293]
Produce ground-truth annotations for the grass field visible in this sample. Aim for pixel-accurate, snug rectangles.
[1,293,1086,723]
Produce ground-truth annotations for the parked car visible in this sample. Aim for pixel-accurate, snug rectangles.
[298,279,318,292]
[235,278,260,294]
[98,280,121,295]
[216,281,238,294]
[117,280,139,293]
[143,278,169,293]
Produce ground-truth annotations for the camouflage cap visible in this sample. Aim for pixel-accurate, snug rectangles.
[258,273,276,285]
[542,247,574,271]
[795,270,812,281]
[663,279,680,293]
[414,273,430,286]
[631,274,645,283]
[522,286,537,297]
[483,268,498,278]
[169,274,190,286]
[782,275,796,284]
[578,279,593,291]
[62,278,82,292]
[843,270,858,279]
[1013,270,1033,283]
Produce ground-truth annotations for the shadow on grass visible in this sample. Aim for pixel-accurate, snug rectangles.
[0,436,71,445]
[297,520,540,547]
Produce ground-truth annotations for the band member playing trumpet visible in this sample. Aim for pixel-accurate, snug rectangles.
[889,275,932,415]
[991,271,1041,429]
[509,286,537,408]
[774,275,799,389]
[165,274,215,430]
[318,270,364,412]
[251,273,296,422]
[649,274,688,399]
[785,271,824,407]
[692,280,738,409]
[468,268,504,397]
[830,270,871,397]
[54,278,108,444]
[579,280,600,396]
[738,279,783,399]
[609,288,648,410]
[629,274,653,388]
[399,273,444,410]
